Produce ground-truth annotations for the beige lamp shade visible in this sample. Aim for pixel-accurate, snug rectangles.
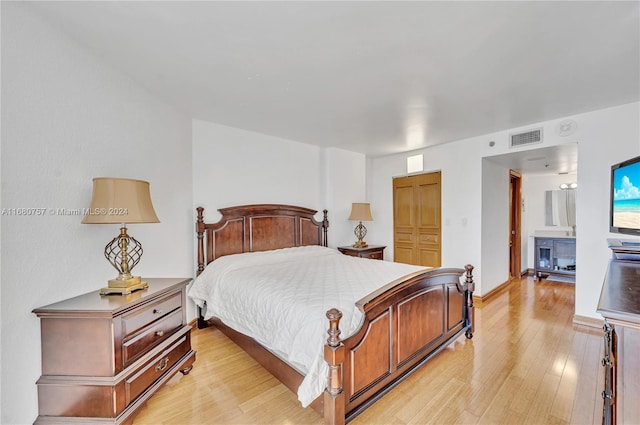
[82,177,160,224]
[348,203,373,222]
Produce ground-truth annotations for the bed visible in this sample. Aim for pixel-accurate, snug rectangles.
[190,204,474,425]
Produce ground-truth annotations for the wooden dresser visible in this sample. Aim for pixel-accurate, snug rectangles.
[33,278,196,425]
[597,257,640,425]
[337,245,386,260]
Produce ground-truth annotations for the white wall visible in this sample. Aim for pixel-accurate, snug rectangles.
[481,159,511,294]
[192,120,366,248]
[0,4,4,421]
[524,173,578,236]
[322,148,368,248]
[368,140,484,287]
[1,4,193,424]
[575,104,640,319]
[367,102,639,311]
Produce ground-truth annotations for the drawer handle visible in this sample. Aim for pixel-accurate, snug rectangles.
[155,330,164,337]
[155,357,170,372]
[153,309,163,315]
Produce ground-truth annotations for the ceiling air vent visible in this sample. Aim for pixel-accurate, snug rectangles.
[509,128,543,148]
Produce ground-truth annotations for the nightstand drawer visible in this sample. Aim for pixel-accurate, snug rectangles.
[362,251,383,260]
[125,331,191,405]
[123,308,183,367]
[338,245,386,260]
[122,291,182,336]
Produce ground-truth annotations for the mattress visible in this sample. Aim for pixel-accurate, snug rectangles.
[187,245,426,406]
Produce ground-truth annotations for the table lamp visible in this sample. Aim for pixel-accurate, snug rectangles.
[348,203,373,248]
[82,177,160,295]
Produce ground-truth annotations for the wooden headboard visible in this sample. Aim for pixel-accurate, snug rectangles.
[196,204,329,275]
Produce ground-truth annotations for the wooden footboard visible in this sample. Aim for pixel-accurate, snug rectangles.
[324,265,474,425]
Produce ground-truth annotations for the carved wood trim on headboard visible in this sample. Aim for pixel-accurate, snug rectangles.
[196,204,329,275]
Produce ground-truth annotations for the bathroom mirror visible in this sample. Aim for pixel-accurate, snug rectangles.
[545,190,576,227]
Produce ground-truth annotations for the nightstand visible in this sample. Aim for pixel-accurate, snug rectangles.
[33,278,196,425]
[338,245,386,260]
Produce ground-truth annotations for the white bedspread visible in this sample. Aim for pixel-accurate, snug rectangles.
[187,245,426,407]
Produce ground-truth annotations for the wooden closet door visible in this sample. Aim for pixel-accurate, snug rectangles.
[393,172,441,267]
[393,176,417,265]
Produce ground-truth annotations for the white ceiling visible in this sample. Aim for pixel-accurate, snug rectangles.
[25,1,639,161]
[484,143,578,176]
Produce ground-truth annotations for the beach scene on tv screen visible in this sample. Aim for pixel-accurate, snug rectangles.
[613,161,640,230]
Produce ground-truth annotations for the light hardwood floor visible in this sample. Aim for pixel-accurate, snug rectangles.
[133,277,605,425]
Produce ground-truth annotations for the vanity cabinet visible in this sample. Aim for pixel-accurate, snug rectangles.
[533,237,576,282]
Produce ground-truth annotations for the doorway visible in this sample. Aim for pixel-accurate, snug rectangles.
[509,170,522,279]
[482,143,578,293]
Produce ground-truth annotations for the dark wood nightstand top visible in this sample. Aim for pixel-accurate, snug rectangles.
[33,277,191,316]
[337,245,386,260]
[338,245,385,252]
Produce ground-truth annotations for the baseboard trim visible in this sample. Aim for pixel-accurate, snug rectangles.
[573,315,603,329]
[473,278,513,305]
[188,318,198,330]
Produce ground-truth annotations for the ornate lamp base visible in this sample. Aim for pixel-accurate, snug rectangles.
[353,221,368,248]
[100,226,148,295]
[100,276,149,295]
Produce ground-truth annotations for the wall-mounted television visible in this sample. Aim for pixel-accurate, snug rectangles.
[611,155,640,236]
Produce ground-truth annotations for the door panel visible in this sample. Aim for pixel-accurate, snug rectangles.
[417,181,440,229]
[419,234,439,245]
[394,246,415,265]
[395,232,415,243]
[394,186,414,228]
[393,172,441,267]
[418,248,440,267]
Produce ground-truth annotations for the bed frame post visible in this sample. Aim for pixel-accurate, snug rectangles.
[196,207,208,329]
[322,209,329,247]
[464,264,475,339]
[324,308,345,425]
[196,207,205,275]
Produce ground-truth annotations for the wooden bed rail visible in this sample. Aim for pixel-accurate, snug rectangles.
[323,264,475,425]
